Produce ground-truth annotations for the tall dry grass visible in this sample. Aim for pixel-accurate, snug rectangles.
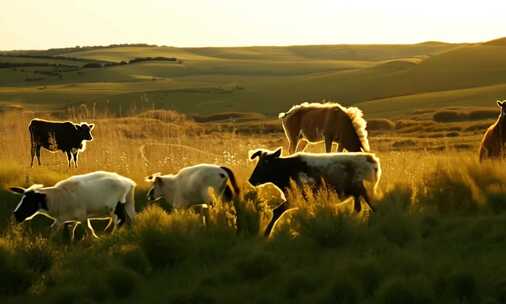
[2,109,506,303]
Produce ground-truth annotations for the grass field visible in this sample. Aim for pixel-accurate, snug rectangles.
[1,108,506,303]
[2,39,506,302]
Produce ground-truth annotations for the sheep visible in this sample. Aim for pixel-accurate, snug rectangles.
[9,171,136,240]
[145,164,240,209]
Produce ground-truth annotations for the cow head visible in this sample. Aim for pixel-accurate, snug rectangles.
[78,122,95,141]
[248,147,282,186]
[497,100,506,117]
[145,173,164,201]
[9,186,47,223]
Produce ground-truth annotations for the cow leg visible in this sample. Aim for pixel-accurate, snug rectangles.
[72,152,79,167]
[104,217,114,232]
[70,223,81,242]
[324,136,333,153]
[86,219,100,239]
[295,139,309,152]
[264,200,289,237]
[359,182,375,213]
[288,137,299,154]
[30,143,36,167]
[222,185,234,202]
[65,151,72,167]
[35,145,42,166]
[353,195,362,213]
[337,145,344,152]
[114,201,127,228]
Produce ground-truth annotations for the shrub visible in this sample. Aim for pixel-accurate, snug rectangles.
[367,119,395,131]
[133,205,201,268]
[320,275,361,304]
[0,244,33,296]
[235,252,279,280]
[348,259,383,296]
[284,270,320,299]
[113,244,151,275]
[447,271,476,302]
[376,275,434,304]
[417,163,483,214]
[106,266,140,299]
[433,109,497,122]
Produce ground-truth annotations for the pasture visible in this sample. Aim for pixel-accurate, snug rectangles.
[1,108,506,303]
[2,40,506,302]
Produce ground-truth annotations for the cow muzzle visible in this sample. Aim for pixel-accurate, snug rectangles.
[146,188,160,201]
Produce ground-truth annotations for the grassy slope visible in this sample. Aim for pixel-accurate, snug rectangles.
[1,40,505,117]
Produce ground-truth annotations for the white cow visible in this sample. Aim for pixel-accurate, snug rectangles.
[146,164,240,209]
[9,171,136,240]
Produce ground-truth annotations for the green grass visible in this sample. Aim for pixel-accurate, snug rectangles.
[2,159,506,303]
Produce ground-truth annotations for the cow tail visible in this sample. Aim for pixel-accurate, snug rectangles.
[220,166,241,197]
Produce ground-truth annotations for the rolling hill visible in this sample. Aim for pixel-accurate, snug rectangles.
[0,39,504,118]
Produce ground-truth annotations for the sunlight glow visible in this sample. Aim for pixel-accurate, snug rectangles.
[1,0,506,49]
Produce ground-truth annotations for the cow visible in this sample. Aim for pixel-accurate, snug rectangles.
[479,100,506,161]
[278,102,370,154]
[248,147,381,236]
[145,164,241,209]
[9,171,136,240]
[29,118,95,167]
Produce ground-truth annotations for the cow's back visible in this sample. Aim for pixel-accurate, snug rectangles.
[29,119,77,150]
[298,108,338,141]
[56,171,135,215]
[175,164,227,207]
[299,153,377,186]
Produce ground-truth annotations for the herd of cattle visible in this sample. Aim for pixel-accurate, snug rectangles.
[8,100,504,239]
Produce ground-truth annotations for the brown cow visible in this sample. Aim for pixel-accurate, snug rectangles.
[278,102,370,154]
[479,100,506,161]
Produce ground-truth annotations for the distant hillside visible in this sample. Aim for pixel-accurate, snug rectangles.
[0,38,505,118]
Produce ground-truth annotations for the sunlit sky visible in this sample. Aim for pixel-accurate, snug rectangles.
[1,0,506,50]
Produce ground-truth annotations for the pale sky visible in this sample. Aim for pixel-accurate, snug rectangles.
[1,0,506,50]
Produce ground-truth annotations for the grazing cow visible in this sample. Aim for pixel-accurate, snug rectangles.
[279,102,369,154]
[248,147,381,236]
[146,164,240,209]
[479,100,506,161]
[9,171,136,240]
[29,118,95,167]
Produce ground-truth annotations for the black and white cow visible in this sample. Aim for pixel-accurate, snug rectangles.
[29,118,95,167]
[9,171,136,240]
[248,147,381,236]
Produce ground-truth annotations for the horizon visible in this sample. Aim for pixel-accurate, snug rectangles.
[2,0,506,51]
[0,37,501,52]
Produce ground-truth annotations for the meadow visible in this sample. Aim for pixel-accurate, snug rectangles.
[1,107,506,303]
[2,39,506,303]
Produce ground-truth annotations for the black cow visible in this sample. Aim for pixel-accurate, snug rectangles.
[248,148,381,236]
[29,118,95,167]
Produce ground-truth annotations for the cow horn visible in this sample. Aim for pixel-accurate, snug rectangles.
[249,149,264,160]
[9,187,26,195]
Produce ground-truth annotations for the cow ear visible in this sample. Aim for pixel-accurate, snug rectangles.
[249,149,263,160]
[9,187,26,195]
[89,123,95,130]
[497,100,504,108]
[273,147,282,158]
